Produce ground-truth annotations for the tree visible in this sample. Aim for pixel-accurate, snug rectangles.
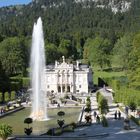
[0,61,10,92]
[0,37,28,76]
[83,37,111,69]
[0,124,12,140]
[58,39,72,58]
[45,43,58,64]
[128,33,140,89]
[113,34,133,70]
[129,102,137,112]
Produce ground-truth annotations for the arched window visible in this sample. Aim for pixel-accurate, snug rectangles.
[58,86,61,92]
[67,86,70,92]
[62,86,65,92]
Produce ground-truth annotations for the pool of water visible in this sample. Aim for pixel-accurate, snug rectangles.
[0,107,81,135]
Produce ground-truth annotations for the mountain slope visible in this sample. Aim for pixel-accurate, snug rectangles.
[0,0,140,44]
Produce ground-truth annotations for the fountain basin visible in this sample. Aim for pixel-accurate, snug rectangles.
[0,107,81,135]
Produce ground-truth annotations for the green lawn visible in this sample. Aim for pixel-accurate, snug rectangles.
[0,107,81,135]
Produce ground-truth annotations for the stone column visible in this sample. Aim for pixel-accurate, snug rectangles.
[56,73,58,93]
[61,71,63,95]
[71,73,74,93]
[65,71,67,93]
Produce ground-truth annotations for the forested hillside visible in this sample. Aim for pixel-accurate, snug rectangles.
[0,0,140,93]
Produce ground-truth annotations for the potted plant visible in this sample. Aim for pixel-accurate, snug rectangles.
[0,124,12,140]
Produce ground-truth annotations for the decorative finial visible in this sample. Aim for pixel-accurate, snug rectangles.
[62,56,65,63]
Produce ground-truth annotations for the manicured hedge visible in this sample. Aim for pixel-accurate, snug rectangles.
[46,124,74,136]
[10,76,30,91]
[10,77,22,91]
[103,77,140,107]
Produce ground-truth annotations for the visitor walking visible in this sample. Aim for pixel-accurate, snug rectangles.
[125,106,129,116]
[114,111,117,119]
[57,103,60,108]
[118,111,121,119]
[93,111,97,119]
[96,115,100,124]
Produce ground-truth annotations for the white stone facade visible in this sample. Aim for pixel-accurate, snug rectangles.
[45,56,93,95]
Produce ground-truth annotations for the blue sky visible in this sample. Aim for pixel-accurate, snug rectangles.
[0,0,32,7]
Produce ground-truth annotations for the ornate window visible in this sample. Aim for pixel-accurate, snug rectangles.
[58,86,61,92]
[62,86,65,92]
[67,86,70,92]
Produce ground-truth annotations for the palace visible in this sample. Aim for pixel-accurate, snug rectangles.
[46,56,93,95]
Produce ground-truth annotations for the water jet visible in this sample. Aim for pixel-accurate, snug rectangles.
[30,17,48,121]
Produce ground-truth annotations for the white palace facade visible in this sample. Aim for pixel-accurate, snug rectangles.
[45,56,93,95]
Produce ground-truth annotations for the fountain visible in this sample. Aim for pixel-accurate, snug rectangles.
[30,17,48,121]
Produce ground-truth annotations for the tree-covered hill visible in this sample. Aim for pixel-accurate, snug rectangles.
[0,0,140,77]
[0,0,140,42]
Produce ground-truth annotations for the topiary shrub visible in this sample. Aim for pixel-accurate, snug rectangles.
[4,92,10,102]
[85,115,92,123]
[24,118,33,136]
[10,91,16,101]
[86,96,91,102]
[86,101,91,108]
[84,107,91,113]
[57,120,64,128]
[57,111,65,128]
[96,92,100,102]
[101,116,108,127]
[0,92,3,103]
[98,95,109,115]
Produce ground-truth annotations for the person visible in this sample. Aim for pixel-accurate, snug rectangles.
[118,111,121,119]
[96,115,100,124]
[93,111,97,119]
[125,106,129,116]
[137,111,140,118]
[57,103,60,108]
[0,108,2,115]
[114,111,117,119]
[124,117,130,130]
